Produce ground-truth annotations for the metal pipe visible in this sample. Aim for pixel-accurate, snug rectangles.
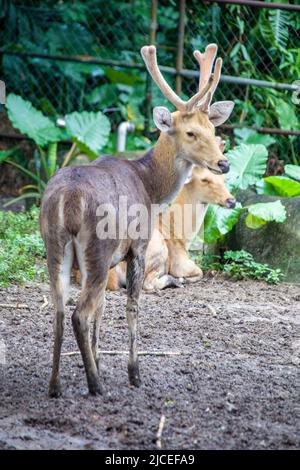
[176,0,186,95]
[2,50,298,93]
[203,0,300,12]
[117,121,135,152]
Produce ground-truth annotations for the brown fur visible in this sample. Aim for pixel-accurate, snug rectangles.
[40,105,232,397]
[107,166,235,291]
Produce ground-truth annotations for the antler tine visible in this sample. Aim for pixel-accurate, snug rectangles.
[141,45,186,111]
[193,44,218,93]
[191,44,223,112]
[185,78,213,111]
[199,57,222,112]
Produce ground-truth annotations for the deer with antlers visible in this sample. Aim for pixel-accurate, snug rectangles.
[40,44,234,396]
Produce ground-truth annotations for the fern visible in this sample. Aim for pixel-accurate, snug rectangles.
[268,9,291,49]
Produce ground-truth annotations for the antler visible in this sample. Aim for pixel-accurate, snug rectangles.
[193,44,222,112]
[141,45,212,112]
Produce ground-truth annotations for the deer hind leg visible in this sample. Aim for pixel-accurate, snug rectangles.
[169,250,203,282]
[72,272,108,395]
[48,239,73,398]
[126,249,145,387]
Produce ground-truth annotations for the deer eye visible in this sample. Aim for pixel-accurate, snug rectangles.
[186,131,195,138]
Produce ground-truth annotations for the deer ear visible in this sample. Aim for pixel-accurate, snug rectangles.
[153,107,173,132]
[208,101,234,127]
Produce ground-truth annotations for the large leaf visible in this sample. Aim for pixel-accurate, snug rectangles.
[256,179,279,196]
[284,164,300,182]
[6,94,62,147]
[204,203,243,243]
[225,144,268,192]
[234,128,276,147]
[245,200,286,229]
[264,176,300,197]
[276,99,298,131]
[65,111,111,157]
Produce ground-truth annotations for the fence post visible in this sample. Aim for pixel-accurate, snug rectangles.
[176,0,186,95]
[145,0,158,135]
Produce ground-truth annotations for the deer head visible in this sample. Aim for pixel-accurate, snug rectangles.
[141,44,234,175]
[191,166,236,208]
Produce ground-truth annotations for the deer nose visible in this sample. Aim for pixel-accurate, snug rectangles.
[226,198,236,209]
[218,159,230,174]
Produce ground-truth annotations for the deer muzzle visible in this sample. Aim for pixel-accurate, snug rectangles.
[217,159,230,174]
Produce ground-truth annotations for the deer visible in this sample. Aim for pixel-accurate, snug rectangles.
[106,138,236,291]
[40,43,234,397]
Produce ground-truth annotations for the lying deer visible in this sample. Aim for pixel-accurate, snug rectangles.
[40,44,234,396]
[107,149,236,291]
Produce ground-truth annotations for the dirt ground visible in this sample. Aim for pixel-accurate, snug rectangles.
[0,278,299,450]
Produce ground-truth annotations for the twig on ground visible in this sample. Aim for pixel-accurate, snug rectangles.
[207,304,217,316]
[40,295,49,311]
[156,414,166,449]
[62,350,192,357]
[0,303,29,309]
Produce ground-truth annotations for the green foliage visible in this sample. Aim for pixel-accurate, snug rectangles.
[226,144,268,191]
[1,0,299,163]
[195,250,283,284]
[263,176,300,197]
[284,164,300,182]
[65,111,111,157]
[245,200,286,229]
[0,207,47,287]
[0,147,19,164]
[204,204,243,244]
[204,144,287,243]
[6,94,62,147]
[223,250,283,284]
[3,93,112,203]
[275,99,298,132]
[234,129,276,148]
[260,9,291,50]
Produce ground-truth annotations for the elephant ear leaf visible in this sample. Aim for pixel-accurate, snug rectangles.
[204,203,243,243]
[245,200,286,229]
[284,165,300,183]
[225,144,268,192]
[65,111,111,158]
[264,176,300,197]
[6,94,62,147]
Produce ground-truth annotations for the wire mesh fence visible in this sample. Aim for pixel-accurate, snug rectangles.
[0,0,299,158]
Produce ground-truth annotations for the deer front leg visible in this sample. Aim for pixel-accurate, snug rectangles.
[143,272,184,291]
[126,251,145,387]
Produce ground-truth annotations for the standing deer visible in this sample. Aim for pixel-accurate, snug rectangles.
[40,44,234,396]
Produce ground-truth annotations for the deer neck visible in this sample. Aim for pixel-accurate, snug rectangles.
[133,133,193,207]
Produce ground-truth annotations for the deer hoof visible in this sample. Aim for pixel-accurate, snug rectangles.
[128,364,141,387]
[48,381,62,398]
[88,378,103,396]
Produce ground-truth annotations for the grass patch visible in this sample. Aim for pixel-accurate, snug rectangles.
[0,207,47,287]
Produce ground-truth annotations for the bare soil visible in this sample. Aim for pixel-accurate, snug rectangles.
[0,279,299,450]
